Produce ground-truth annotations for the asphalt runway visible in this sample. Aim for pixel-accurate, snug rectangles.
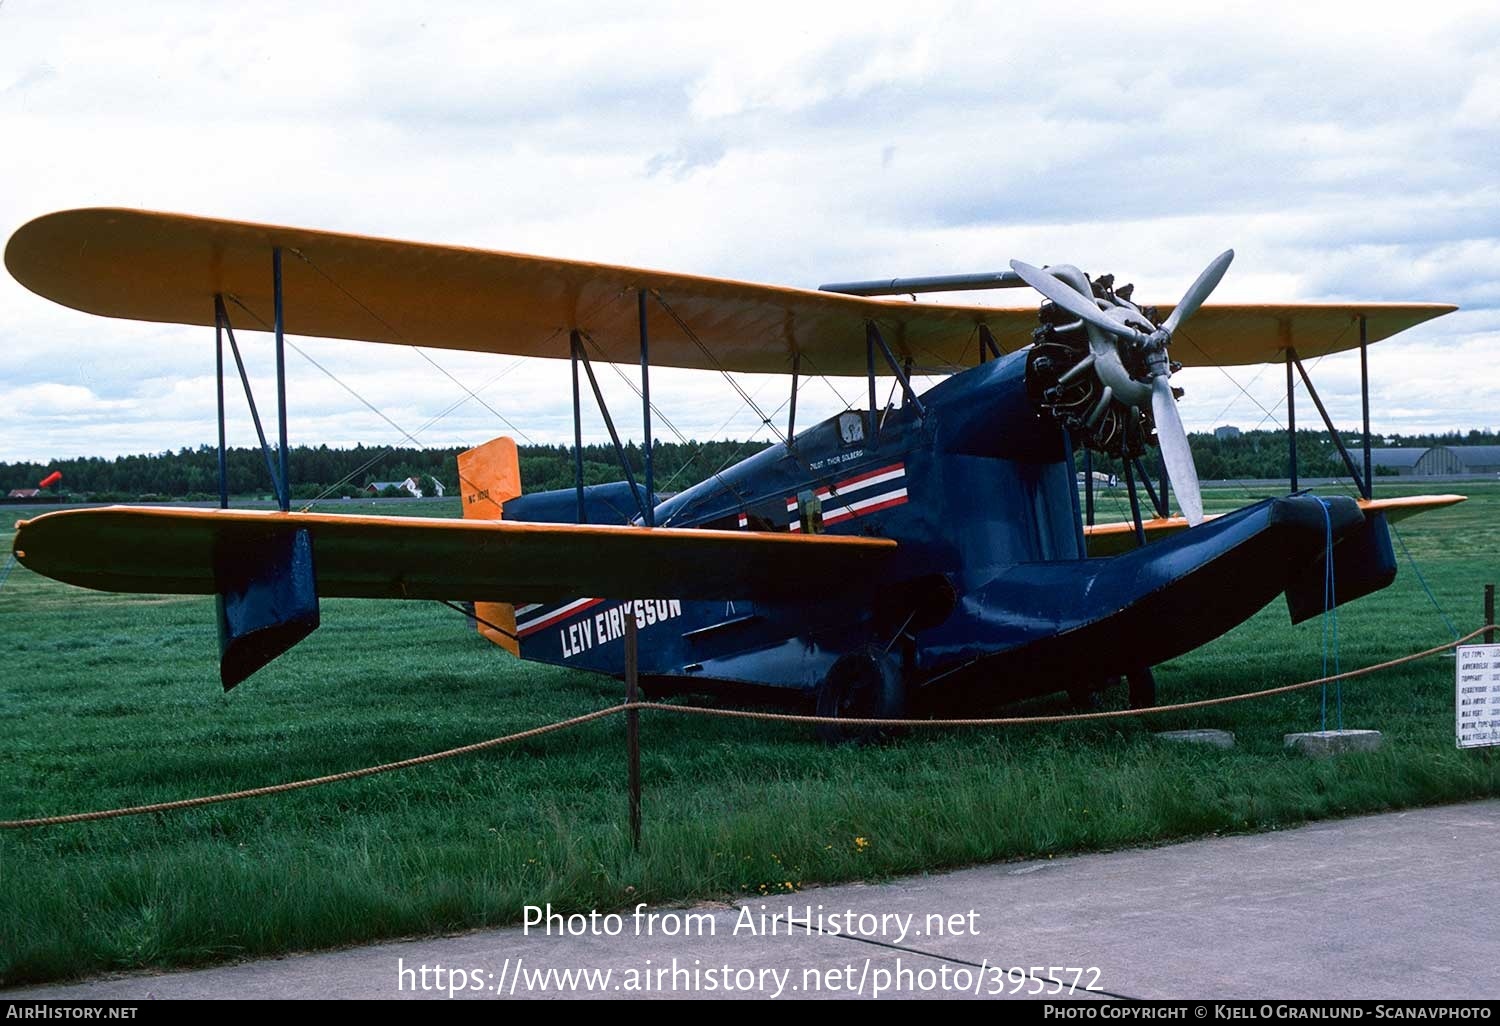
[7,800,1497,1000]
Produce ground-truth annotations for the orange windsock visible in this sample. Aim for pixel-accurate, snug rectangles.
[39,471,62,488]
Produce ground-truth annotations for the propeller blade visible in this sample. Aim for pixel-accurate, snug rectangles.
[1151,376,1203,526]
[1009,260,1146,344]
[1162,249,1234,336]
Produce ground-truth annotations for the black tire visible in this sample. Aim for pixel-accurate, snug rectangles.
[1127,667,1157,709]
[815,646,908,745]
[1066,684,1105,711]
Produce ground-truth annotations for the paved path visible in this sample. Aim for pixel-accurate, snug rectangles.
[8,801,1498,1000]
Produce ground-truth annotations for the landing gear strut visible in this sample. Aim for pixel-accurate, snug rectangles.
[1128,667,1157,709]
[1068,674,1123,711]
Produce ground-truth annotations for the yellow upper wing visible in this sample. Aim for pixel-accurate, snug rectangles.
[12,506,896,603]
[5,208,1456,375]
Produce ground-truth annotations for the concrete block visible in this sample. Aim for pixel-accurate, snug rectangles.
[1155,729,1235,749]
[1284,729,1384,758]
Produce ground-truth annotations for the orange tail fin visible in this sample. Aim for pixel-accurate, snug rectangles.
[457,436,523,655]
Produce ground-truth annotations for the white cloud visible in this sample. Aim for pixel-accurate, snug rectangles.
[1,0,1497,465]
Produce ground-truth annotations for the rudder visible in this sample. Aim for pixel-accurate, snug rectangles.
[457,436,523,655]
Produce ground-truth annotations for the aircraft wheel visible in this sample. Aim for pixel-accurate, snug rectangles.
[815,646,908,745]
[1067,683,1106,711]
[1127,667,1157,709]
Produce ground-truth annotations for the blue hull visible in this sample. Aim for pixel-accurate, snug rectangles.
[507,351,1395,706]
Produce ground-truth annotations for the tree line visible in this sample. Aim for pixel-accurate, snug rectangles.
[3,427,1496,501]
[1,439,774,501]
[1091,427,1499,483]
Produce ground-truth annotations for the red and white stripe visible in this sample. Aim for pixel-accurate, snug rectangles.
[788,462,908,531]
[515,597,604,638]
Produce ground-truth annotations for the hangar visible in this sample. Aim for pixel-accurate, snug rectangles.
[1369,445,1500,476]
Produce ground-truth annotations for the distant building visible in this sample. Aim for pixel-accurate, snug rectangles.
[1451,445,1500,474]
[1414,447,1466,475]
[1369,445,1500,477]
[1213,425,1242,441]
[365,477,423,497]
[1368,448,1429,476]
[7,488,41,499]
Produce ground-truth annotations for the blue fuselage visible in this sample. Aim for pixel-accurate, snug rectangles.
[510,353,1073,691]
[503,351,1385,701]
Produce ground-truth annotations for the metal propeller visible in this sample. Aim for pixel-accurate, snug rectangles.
[1151,375,1201,524]
[1009,250,1235,527]
[1162,250,1234,337]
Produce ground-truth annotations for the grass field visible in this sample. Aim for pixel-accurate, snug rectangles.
[2,485,1498,986]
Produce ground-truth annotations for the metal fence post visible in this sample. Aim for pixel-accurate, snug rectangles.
[624,608,642,850]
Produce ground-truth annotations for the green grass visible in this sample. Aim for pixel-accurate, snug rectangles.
[2,485,1498,986]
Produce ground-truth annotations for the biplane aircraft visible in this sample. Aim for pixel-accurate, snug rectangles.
[5,209,1464,736]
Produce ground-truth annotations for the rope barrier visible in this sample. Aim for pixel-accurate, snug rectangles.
[3,625,1495,831]
[0,707,622,829]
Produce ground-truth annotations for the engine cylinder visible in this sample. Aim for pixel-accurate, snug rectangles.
[1024,276,1164,459]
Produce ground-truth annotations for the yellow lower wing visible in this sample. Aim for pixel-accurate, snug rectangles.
[1083,494,1466,557]
[12,506,896,603]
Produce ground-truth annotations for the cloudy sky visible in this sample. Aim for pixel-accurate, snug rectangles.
[1,1,1496,465]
